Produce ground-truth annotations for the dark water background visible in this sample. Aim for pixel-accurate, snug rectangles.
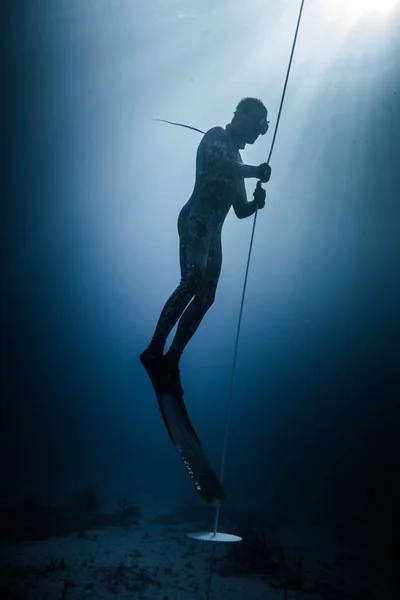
[2,1,399,562]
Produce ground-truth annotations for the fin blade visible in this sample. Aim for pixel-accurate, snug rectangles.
[159,392,226,503]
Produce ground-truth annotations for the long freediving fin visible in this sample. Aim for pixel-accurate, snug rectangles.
[140,357,225,503]
[156,391,225,503]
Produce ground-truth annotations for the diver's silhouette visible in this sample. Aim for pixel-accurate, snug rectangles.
[140,98,272,398]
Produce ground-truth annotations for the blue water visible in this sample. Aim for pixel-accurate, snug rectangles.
[2,2,399,598]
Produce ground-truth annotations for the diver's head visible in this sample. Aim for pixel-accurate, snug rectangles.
[229,97,269,148]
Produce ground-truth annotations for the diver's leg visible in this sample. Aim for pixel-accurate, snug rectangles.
[149,222,215,398]
[145,213,208,358]
[167,235,222,362]
[146,279,195,357]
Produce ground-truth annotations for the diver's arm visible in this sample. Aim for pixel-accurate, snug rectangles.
[205,131,259,180]
[212,155,259,179]
[235,162,271,181]
[233,198,258,219]
[233,178,267,219]
[229,162,258,179]
[209,147,266,180]
[232,182,258,219]
[220,161,257,179]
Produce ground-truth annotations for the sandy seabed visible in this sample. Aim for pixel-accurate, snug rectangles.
[0,492,396,600]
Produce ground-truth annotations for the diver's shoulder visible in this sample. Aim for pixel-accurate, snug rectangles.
[200,127,231,150]
[204,126,228,138]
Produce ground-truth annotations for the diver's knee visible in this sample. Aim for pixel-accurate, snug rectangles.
[181,271,204,295]
[202,287,217,308]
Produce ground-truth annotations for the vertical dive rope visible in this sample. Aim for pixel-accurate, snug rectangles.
[207,0,307,597]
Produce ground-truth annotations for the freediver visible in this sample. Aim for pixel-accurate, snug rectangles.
[140,97,272,398]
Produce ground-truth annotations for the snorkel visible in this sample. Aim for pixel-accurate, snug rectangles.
[152,118,205,134]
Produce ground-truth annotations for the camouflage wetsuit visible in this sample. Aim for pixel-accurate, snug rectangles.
[151,125,258,354]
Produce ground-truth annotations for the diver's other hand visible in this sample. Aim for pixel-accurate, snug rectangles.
[256,163,271,183]
[253,182,266,209]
